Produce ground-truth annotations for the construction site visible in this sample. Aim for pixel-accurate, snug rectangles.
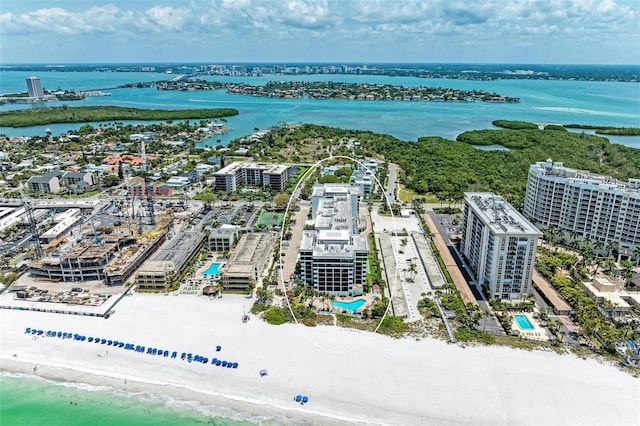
[29,214,171,286]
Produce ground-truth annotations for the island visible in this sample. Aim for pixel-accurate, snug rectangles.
[124,79,520,103]
[0,106,239,127]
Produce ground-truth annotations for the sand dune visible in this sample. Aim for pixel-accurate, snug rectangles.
[1,293,638,425]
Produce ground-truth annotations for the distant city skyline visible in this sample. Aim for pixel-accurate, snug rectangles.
[1,0,639,65]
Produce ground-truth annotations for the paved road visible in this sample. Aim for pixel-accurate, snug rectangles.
[387,163,397,204]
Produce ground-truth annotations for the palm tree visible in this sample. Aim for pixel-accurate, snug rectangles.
[399,238,407,253]
[606,240,618,259]
[593,240,605,258]
[633,246,640,266]
[621,260,634,288]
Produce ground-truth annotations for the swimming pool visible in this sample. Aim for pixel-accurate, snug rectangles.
[202,263,221,276]
[514,314,534,330]
[332,299,366,313]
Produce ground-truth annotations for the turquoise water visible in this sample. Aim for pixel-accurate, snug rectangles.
[0,373,253,426]
[203,263,221,276]
[1,71,639,148]
[332,299,366,312]
[514,315,534,330]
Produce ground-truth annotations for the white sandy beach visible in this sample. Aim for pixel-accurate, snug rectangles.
[1,293,638,425]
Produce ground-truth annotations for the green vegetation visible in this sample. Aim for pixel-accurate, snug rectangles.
[492,120,539,130]
[563,124,640,136]
[259,123,639,209]
[0,106,239,127]
[377,316,409,337]
[454,326,496,344]
[263,307,291,325]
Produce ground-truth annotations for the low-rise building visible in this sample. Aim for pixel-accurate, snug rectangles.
[136,231,206,289]
[208,227,239,252]
[219,232,274,292]
[27,171,63,194]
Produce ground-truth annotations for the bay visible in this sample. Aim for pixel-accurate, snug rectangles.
[1,70,639,148]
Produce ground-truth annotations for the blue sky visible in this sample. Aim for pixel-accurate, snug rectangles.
[1,0,639,64]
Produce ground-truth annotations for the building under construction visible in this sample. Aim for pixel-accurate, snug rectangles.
[29,215,171,285]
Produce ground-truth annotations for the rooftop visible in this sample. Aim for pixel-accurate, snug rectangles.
[465,192,541,236]
[531,159,640,194]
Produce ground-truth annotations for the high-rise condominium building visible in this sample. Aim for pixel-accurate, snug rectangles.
[26,77,44,98]
[460,193,541,300]
[524,159,640,256]
[298,184,368,296]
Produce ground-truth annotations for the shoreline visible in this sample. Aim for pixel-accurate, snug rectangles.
[0,357,358,425]
[1,294,639,426]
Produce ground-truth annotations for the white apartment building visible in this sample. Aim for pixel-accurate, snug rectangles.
[298,184,367,296]
[524,159,640,256]
[26,76,44,98]
[214,162,294,192]
[461,193,541,300]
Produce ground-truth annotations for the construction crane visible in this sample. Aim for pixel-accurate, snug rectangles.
[141,140,156,225]
[19,188,43,259]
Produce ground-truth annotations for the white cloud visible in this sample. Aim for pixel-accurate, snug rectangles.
[0,0,638,63]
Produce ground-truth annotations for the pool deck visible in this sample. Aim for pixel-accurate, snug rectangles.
[511,312,550,341]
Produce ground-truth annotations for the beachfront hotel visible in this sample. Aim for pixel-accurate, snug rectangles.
[26,76,44,99]
[524,159,640,256]
[460,192,541,300]
[213,162,295,193]
[298,184,368,296]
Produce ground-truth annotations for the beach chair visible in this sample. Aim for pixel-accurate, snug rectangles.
[171,351,177,359]
[164,350,169,357]
[260,369,269,377]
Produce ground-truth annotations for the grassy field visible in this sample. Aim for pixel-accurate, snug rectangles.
[0,106,239,127]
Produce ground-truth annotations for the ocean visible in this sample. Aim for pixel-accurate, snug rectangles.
[0,372,258,425]
[1,70,639,148]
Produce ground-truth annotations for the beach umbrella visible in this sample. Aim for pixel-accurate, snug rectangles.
[295,395,302,402]
[215,360,221,366]
[181,352,186,359]
[233,363,239,369]
[203,357,208,364]
[164,350,169,357]
[57,332,62,338]
[107,340,113,345]
[226,363,232,368]
[119,342,124,348]
[171,351,177,359]
[25,328,31,334]
[212,358,218,364]
[215,345,222,352]
[88,337,94,342]
[221,361,227,367]
[302,396,309,403]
